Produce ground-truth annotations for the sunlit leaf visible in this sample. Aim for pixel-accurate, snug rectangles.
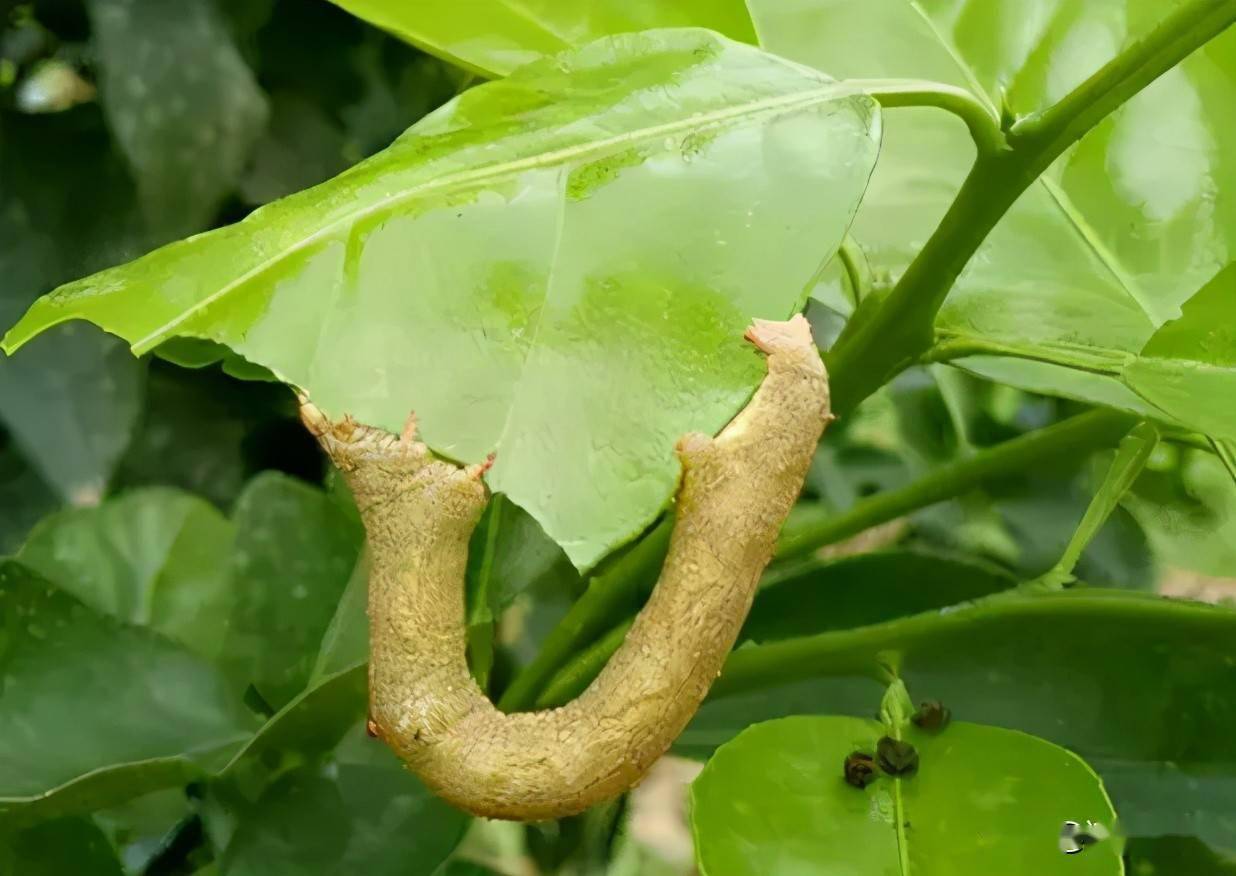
[692,716,1121,875]
[322,0,756,77]
[3,30,880,568]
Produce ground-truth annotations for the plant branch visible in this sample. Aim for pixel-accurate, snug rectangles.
[857,79,1005,156]
[776,408,1134,561]
[526,408,1135,707]
[826,0,1236,416]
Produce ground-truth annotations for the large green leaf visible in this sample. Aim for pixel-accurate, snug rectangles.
[0,561,255,819]
[688,590,1236,852]
[322,0,756,78]
[748,1,1236,439]
[2,30,880,568]
[18,488,237,664]
[220,724,467,876]
[222,473,364,709]
[85,0,268,237]
[691,716,1121,875]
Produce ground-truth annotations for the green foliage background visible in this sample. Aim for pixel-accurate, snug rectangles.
[1,1,1235,874]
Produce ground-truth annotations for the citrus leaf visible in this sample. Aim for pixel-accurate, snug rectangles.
[691,715,1122,875]
[86,0,268,236]
[18,488,236,664]
[689,590,1236,851]
[748,1,1236,443]
[322,0,757,77]
[2,30,880,568]
[0,561,255,820]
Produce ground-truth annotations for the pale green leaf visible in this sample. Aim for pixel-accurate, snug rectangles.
[322,0,757,77]
[692,716,1122,875]
[748,0,1236,441]
[2,30,880,568]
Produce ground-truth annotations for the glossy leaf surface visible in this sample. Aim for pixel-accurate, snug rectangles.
[692,716,1121,875]
[689,590,1236,850]
[0,562,254,819]
[322,0,757,77]
[220,725,466,876]
[2,30,880,568]
[748,0,1236,439]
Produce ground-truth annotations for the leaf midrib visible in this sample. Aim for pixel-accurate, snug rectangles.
[130,82,862,353]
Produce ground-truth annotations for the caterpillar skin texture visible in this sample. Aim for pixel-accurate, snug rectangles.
[300,314,831,820]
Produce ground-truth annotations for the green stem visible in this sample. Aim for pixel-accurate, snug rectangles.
[1026,421,1156,589]
[859,79,1004,156]
[776,408,1134,562]
[529,409,1134,707]
[826,0,1236,416]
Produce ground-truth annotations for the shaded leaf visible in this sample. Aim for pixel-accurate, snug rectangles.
[745,551,1015,643]
[85,0,268,236]
[221,724,467,876]
[4,817,125,876]
[692,716,1121,875]
[3,29,880,568]
[0,324,143,504]
[0,561,254,819]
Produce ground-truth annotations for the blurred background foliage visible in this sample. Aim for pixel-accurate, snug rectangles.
[1,1,1234,873]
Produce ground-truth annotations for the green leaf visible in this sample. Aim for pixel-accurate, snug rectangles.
[322,0,757,78]
[745,551,1015,643]
[220,724,467,876]
[85,0,268,236]
[748,1,1236,440]
[110,359,296,510]
[222,473,364,709]
[2,29,880,568]
[1123,262,1236,442]
[4,817,125,876]
[1030,421,1157,587]
[1126,835,1236,875]
[691,715,1121,875]
[0,443,58,556]
[0,325,143,505]
[0,561,255,819]
[689,591,1236,850]
[18,488,237,663]
[0,110,146,505]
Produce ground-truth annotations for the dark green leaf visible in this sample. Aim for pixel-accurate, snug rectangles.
[692,716,1121,875]
[745,551,1015,643]
[4,817,125,876]
[221,724,467,876]
[3,29,880,568]
[0,561,254,819]
[222,473,364,709]
[85,0,268,236]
